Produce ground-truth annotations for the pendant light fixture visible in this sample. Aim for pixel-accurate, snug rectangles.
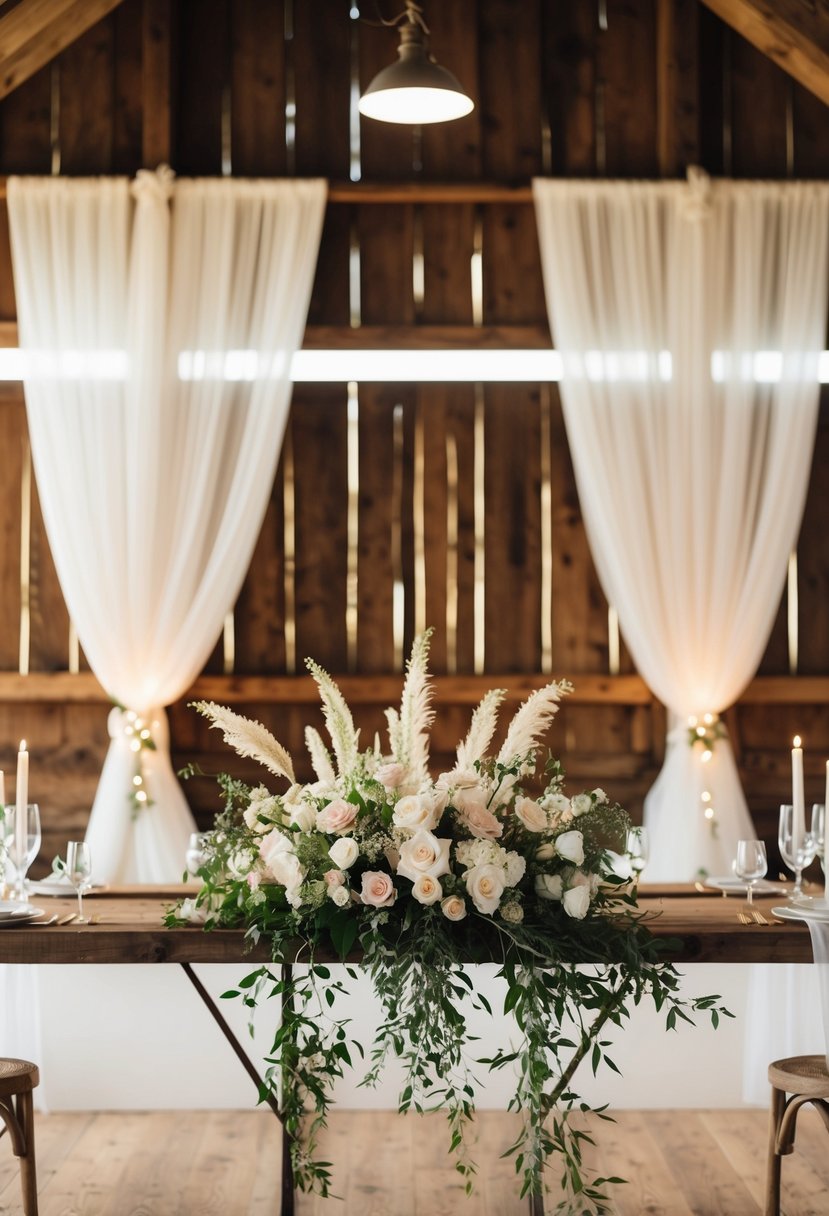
[359,1,474,125]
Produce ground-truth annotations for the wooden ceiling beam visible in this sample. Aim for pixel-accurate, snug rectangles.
[699,0,829,107]
[0,0,126,101]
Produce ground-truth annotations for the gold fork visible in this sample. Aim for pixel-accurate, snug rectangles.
[737,911,753,924]
[751,909,769,925]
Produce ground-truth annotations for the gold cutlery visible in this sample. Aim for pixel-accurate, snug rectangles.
[751,909,769,925]
[737,911,752,924]
[57,912,77,925]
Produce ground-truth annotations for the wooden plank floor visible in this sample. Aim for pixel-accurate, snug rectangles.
[0,1109,828,1215]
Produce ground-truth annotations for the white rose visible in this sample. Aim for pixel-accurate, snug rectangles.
[244,785,281,833]
[562,883,591,919]
[535,842,555,861]
[515,796,548,833]
[393,793,440,833]
[412,874,443,905]
[592,788,607,804]
[441,895,467,921]
[179,897,208,924]
[329,837,359,870]
[465,863,506,915]
[535,873,563,901]
[544,792,571,814]
[504,851,527,887]
[227,848,255,879]
[268,850,305,895]
[329,884,351,907]
[288,801,317,833]
[397,829,451,881]
[555,830,585,866]
[570,793,593,818]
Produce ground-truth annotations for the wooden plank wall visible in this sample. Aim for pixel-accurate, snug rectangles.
[0,0,826,871]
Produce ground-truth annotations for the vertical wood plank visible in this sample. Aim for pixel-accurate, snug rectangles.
[307,207,351,329]
[230,0,286,177]
[176,0,229,176]
[421,204,475,325]
[483,385,542,673]
[795,394,829,675]
[0,392,24,670]
[599,0,659,177]
[112,0,143,175]
[479,0,542,180]
[234,455,286,675]
[359,204,415,326]
[482,204,545,325]
[419,386,448,671]
[141,0,173,169]
[58,16,116,174]
[549,387,611,674]
[697,5,727,175]
[419,0,481,180]
[292,386,349,671]
[294,0,352,178]
[0,68,52,174]
[29,468,70,672]
[447,388,477,674]
[358,13,417,180]
[730,30,789,176]
[656,0,700,176]
[357,387,395,673]
[792,84,829,178]
[543,1,598,175]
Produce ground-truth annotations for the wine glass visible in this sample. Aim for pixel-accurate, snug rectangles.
[778,804,817,901]
[65,841,92,923]
[626,827,649,879]
[5,804,41,902]
[185,832,209,879]
[734,839,767,906]
[811,803,826,878]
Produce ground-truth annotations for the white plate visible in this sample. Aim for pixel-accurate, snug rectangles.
[28,878,103,897]
[705,877,789,895]
[0,900,34,920]
[0,906,45,927]
[771,904,829,923]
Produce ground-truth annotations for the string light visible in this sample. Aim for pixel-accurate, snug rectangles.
[116,704,157,818]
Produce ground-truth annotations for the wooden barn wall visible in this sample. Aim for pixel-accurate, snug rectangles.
[0,0,826,872]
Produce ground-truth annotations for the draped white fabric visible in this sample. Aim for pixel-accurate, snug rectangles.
[534,174,829,879]
[8,171,326,881]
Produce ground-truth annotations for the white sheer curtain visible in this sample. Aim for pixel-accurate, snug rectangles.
[534,173,829,880]
[8,170,326,881]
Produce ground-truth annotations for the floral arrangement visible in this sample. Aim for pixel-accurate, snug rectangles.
[170,632,728,1213]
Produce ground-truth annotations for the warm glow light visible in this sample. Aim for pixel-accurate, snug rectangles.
[794,735,802,748]
[0,348,825,385]
[359,86,473,124]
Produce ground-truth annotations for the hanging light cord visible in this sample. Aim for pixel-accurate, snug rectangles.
[370,0,429,34]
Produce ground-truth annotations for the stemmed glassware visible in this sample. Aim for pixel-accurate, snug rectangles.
[4,804,41,902]
[811,803,826,878]
[778,803,818,901]
[734,839,767,906]
[65,841,92,923]
[185,832,209,879]
[626,826,649,880]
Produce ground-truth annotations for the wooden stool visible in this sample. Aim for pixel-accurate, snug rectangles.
[0,1058,39,1215]
[766,1055,829,1216]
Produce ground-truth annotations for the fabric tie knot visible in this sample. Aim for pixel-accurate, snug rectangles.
[679,165,712,222]
[131,164,175,206]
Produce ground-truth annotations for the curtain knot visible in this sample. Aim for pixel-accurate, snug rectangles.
[679,165,712,222]
[131,164,175,206]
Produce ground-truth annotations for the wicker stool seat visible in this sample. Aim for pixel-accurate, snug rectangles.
[0,1058,39,1215]
[766,1055,829,1216]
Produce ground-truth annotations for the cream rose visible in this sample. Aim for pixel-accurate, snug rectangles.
[288,801,317,833]
[360,871,397,907]
[393,793,440,833]
[374,762,407,789]
[328,837,359,869]
[504,851,527,887]
[324,869,346,888]
[329,884,351,907]
[465,863,506,915]
[555,830,585,866]
[412,874,443,905]
[500,902,524,924]
[316,798,358,835]
[570,793,593,818]
[441,895,467,921]
[397,829,451,881]
[535,842,555,861]
[562,883,591,919]
[455,792,503,840]
[535,873,563,901]
[514,796,548,833]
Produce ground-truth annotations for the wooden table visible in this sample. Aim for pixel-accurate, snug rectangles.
[0,883,817,965]
[1,884,819,1215]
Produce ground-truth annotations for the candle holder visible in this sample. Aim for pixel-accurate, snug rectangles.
[4,803,41,902]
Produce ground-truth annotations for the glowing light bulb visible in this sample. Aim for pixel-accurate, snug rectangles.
[702,749,712,763]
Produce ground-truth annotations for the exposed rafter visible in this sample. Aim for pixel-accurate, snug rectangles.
[0,0,126,102]
[700,0,829,106]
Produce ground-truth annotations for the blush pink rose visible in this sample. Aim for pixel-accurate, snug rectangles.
[460,801,503,840]
[324,869,346,888]
[375,762,407,789]
[360,871,397,908]
[316,798,358,835]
